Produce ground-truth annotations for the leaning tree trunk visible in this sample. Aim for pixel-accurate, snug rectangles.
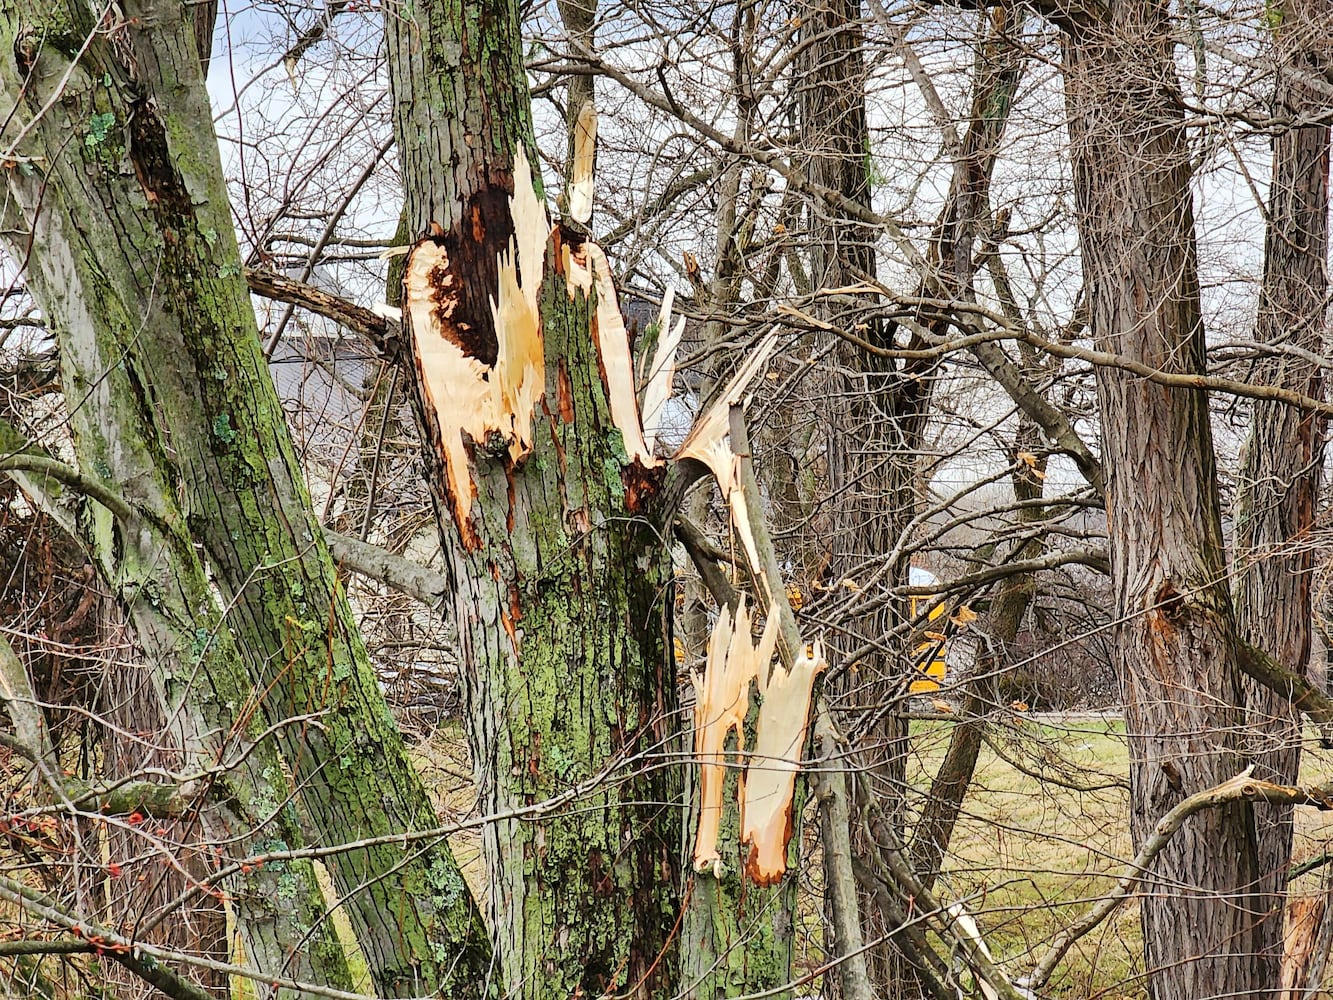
[1062,7,1264,998]
[385,1,682,996]
[0,2,491,995]
[1233,0,1331,979]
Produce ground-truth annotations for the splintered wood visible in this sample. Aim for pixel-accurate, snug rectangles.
[692,598,778,872]
[640,286,685,455]
[677,329,827,884]
[675,332,778,577]
[740,641,826,884]
[562,238,656,466]
[402,145,547,544]
[566,100,597,226]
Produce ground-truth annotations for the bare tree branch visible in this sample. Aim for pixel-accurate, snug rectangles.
[244,266,392,352]
[1022,768,1333,991]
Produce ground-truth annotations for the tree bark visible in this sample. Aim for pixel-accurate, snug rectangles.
[1062,7,1264,997]
[796,1,913,990]
[0,2,491,995]
[385,2,682,996]
[1233,0,1331,979]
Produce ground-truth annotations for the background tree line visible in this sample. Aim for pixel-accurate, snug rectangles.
[2,1,1333,999]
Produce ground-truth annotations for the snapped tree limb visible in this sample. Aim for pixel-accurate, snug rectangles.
[691,597,778,872]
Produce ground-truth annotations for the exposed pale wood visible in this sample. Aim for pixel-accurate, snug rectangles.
[741,641,826,884]
[691,597,778,871]
[1281,896,1328,1000]
[674,330,779,574]
[562,237,654,465]
[566,100,597,225]
[641,286,685,454]
[402,145,547,541]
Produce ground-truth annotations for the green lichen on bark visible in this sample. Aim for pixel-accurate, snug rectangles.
[0,0,489,995]
[435,239,682,998]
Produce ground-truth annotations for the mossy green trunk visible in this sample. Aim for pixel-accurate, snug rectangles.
[385,1,683,996]
[0,1,490,995]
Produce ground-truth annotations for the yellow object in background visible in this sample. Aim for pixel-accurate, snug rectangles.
[908,566,954,694]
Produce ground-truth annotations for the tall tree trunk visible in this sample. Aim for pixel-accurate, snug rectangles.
[796,1,912,990]
[1062,7,1263,997]
[0,2,491,995]
[1234,0,1331,980]
[385,2,682,996]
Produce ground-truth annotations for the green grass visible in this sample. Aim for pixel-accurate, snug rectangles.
[906,716,1142,997]
[906,716,1333,999]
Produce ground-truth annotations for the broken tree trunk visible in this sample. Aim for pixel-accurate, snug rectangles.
[386,1,682,995]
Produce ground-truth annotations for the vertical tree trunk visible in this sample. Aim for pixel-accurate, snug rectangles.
[385,2,682,995]
[1234,0,1331,979]
[1062,7,1264,997]
[796,2,913,990]
[0,2,491,995]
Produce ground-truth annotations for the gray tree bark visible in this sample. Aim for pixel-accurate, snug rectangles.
[1063,7,1264,997]
[1234,0,1331,981]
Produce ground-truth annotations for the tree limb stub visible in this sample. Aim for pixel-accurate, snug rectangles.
[244,266,391,351]
[1238,641,1333,744]
[323,529,449,606]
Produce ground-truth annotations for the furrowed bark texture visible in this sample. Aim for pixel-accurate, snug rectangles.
[1063,8,1263,997]
[1233,0,1331,978]
[0,3,490,995]
[797,2,913,991]
[386,2,682,996]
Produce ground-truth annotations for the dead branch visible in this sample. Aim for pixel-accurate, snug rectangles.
[1238,642,1333,741]
[244,266,392,352]
[323,529,449,606]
